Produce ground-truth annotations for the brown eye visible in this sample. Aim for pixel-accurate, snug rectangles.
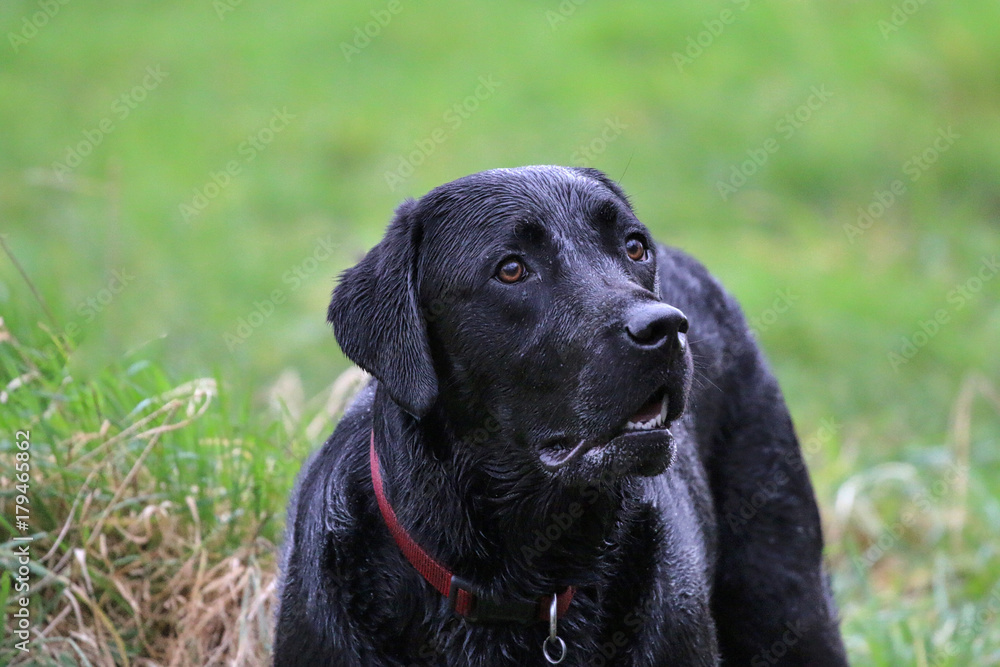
[496,257,526,283]
[625,236,647,261]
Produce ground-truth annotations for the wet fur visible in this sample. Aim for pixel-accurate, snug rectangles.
[274,166,848,666]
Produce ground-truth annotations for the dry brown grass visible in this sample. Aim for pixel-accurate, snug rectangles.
[17,503,277,667]
[2,385,277,666]
[0,316,375,666]
[0,320,284,666]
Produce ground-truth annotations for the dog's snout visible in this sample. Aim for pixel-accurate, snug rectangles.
[625,303,689,349]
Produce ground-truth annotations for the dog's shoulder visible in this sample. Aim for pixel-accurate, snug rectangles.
[274,379,382,660]
[287,381,374,512]
[277,379,375,585]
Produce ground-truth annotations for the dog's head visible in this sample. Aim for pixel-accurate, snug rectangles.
[329,166,691,482]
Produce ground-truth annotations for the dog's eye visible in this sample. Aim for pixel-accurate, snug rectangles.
[496,257,526,284]
[625,235,648,262]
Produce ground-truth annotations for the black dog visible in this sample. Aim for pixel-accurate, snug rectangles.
[274,166,849,666]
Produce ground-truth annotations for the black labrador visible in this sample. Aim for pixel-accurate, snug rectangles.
[274,166,849,666]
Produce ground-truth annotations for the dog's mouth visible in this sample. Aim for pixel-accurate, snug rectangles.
[623,387,670,431]
[538,387,673,471]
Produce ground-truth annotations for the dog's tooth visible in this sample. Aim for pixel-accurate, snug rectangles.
[660,396,669,423]
[627,413,669,431]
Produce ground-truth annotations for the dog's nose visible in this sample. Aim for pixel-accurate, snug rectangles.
[625,303,689,349]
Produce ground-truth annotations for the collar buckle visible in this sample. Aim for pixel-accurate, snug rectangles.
[448,575,538,624]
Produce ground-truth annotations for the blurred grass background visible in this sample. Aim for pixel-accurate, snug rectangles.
[1,0,999,664]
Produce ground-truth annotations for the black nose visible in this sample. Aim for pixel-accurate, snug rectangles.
[625,303,689,349]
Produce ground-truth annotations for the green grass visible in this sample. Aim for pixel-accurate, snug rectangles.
[1,0,1000,664]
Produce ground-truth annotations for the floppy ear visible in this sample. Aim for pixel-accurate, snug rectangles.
[327,199,438,418]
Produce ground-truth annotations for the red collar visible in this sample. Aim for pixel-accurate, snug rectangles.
[369,431,575,624]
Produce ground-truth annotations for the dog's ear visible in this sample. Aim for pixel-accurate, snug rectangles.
[571,167,633,210]
[328,199,438,418]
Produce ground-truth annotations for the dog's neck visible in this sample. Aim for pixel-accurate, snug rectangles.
[371,388,636,600]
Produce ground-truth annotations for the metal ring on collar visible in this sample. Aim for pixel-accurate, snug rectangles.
[542,594,566,664]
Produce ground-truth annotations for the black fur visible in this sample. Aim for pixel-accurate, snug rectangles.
[274,166,849,666]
